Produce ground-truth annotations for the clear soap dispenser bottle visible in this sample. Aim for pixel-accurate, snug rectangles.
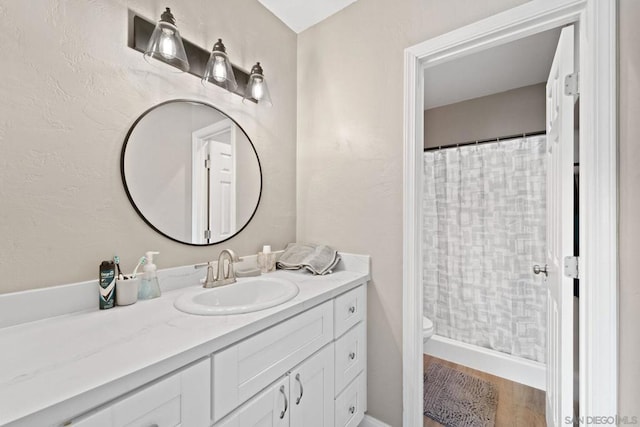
[138,251,161,300]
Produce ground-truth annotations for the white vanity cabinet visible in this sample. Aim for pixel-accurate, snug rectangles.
[66,358,210,427]
[58,284,366,427]
[1,270,369,427]
[215,376,290,427]
[332,285,367,427]
[289,343,335,427]
[213,283,367,427]
[211,301,334,422]
[216,343,335,427]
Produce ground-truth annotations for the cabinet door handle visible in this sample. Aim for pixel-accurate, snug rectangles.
[279,385,288,419]
[348,305,356,314]
[533,264,548,276]
[349,405,356,414]
[295,373,304,404]
[349,351,356,360]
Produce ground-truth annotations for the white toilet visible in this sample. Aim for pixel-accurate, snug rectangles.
[423,316,434,343]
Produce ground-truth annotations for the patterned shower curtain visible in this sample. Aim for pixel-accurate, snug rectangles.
[422,135,547,363]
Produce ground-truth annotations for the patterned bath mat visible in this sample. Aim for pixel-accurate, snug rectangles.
[423,362,498,427]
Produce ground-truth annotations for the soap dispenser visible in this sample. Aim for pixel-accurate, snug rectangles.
[138,251,161,300]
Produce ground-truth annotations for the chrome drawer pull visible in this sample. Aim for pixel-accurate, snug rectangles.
[349,405,356,414]
[295,373,304,404]
[348,306,356,314]
[349,352,356,360]
[279,385,288,419]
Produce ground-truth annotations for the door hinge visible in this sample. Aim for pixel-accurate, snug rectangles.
[204,229,211,240]
[564,72,579,96]
[564,256,579,279]
[204,158,211,169]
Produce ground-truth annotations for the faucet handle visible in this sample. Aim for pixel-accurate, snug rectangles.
[205,262,216,286]
[195,261,218,288]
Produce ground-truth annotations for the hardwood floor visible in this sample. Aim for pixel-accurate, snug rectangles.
[423,354,546,427]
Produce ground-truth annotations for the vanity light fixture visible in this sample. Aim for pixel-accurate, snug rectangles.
[243,62,272,107]
[131,8,272,106]
[143,8,189,72]
[202,39,237,91]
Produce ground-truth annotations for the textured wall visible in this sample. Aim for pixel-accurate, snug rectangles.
[296,0,529,424]
[424,83,546,149]
[0,0,297,294]
[618,0,640,418]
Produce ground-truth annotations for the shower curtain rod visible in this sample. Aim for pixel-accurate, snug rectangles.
[423,130,547,152]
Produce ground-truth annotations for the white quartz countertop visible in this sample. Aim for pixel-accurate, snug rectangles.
[0,260,369,426]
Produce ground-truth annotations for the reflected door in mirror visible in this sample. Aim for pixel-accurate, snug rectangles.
[191,119,238,244]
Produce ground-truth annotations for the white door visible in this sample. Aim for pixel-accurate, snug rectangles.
[191,120,237,243]
[544,24,575,427]
[209,139,236,241]
[289,344,335,427]
[216,376,290,427]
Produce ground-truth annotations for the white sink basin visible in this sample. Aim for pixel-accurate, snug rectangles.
[174,277,299,316]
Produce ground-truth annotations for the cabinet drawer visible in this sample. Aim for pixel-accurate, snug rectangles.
[66,407,111,427]
[212,301,334,422]
[66,358,210,427]
[334,285,365,338]
[334,373,366,427]
[112,376,181,427]
[334,322,365,396]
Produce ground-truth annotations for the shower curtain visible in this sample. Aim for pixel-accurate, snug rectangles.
[422,135,547,363]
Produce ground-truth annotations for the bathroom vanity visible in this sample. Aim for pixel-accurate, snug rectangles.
[0,254,369,427]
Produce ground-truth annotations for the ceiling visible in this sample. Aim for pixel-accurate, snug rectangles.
[258,0,357,33]
[424,28,562,110]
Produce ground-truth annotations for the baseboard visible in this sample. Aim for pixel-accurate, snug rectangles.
[425,335,546,391]
[359,414,392,427]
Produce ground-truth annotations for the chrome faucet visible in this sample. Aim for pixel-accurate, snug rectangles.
[215,249,240,287]
[195,249,241,288]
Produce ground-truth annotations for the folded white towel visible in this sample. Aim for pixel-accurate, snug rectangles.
[276,243,341,275]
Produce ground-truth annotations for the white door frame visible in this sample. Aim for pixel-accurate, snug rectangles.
[402,1,617,426]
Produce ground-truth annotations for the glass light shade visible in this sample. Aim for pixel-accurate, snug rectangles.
[243,62,272,107]
[202,39,237,90]
[143,8,189,72]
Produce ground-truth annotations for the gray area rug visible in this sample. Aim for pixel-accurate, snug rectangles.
[423,362,498,427]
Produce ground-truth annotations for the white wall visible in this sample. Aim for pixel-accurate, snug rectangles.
[296,0,530,424]
[0,0,297,293]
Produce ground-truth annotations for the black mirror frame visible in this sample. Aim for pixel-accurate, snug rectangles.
[120,99,263,246]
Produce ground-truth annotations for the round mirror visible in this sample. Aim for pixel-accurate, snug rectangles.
[121,100,262,245]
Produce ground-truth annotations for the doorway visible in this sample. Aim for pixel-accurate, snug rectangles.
[402,1,617,427]
[421,26,560,389]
